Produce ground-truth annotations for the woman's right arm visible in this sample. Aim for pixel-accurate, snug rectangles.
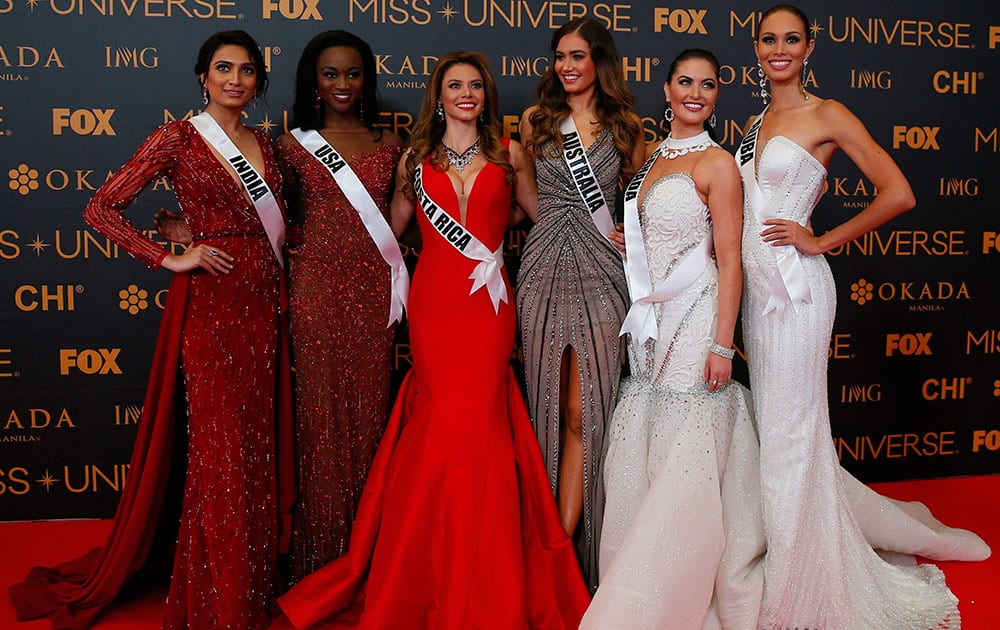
[389,151,416,238]
[84,122,232,276]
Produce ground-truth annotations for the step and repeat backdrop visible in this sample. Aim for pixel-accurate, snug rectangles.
[1,1,997,520]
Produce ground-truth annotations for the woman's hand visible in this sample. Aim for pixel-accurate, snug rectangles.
[704,353,732,393]
[761,218,823,255]
[153,209,193,245]
[609,223,626,255]
[161,244,233,276]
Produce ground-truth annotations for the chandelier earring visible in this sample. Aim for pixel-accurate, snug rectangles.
[757,60,770,105]
[201,85,209,107]
[435,100,444,121]
[709,109,717,129]
[358,100,365,122]
[663,101,674,123]
[801,58,811,100]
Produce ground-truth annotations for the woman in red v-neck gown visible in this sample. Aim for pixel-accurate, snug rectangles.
[277,52,589,630]
[9,32,291,630]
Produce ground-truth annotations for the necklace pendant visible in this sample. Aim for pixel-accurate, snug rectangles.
[444,137,480,172]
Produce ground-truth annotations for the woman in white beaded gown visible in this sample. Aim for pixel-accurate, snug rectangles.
[581,49,764,630]
[740,5,990,628]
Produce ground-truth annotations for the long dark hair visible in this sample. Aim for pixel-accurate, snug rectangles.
[403,51,511,198]
[527,18,640,174]
[664,48,721,142]
[290,30,382,133]
[194,30,268,99]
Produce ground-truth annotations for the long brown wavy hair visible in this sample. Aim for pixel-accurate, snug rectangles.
[527,18,640,174]
[404,51,511,198]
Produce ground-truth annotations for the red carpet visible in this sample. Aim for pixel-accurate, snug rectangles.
[2,475,998,628]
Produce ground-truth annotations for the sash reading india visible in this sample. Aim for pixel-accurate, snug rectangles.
[738,111,812,319]
[412,164,507,313]
[189,112,285,267]
[559,117,615,243]
[291,128,409,326]
[618,142,714,345]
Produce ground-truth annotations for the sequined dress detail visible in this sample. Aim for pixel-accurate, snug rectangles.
[742,135,988,629]
[17,120,283,629]
[580,172,763,629]
[278,139,402,583]
[277,151,590,629]
[516,129,628,591]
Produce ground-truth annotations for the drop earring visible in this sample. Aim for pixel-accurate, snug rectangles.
[757,60,769,106]
[709,109,717,128]
[801,58,811,100]
[201,86,209,106]
[663,102,674,123]
[436,101,444,121]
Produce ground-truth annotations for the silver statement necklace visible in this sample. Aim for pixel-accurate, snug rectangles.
[659,130,715,160]
[443,136,480,172]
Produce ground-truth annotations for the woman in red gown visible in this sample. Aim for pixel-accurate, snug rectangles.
[277,51,590,629]
[9,31,290,629]
[277,30,404,583]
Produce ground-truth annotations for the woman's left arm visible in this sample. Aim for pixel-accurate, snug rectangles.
[763,100,915,255]
[509,140,538,225]
[700,149,743,390]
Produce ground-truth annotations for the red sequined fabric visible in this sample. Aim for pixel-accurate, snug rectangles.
[84,120,283,629]
[277,139,402,582]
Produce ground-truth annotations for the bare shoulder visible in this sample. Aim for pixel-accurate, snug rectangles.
[814,98,857,125]
[703,145,739,174]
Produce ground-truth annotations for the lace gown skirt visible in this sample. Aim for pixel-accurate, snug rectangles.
[582,173,764,630]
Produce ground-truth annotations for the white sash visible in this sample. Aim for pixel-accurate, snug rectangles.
[738,110,812,320]
[189,112,285,267]
[619,142,714,346]
[559,116,615,243]
[291,128,409,326]
[412,164,507,313]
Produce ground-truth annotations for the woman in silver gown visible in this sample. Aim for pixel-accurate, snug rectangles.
[516,17,644,591]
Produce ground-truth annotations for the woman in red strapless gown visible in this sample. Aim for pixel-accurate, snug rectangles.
[278,51,590,629]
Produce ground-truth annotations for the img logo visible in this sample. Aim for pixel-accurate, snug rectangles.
[850,69,892,90]
[104,46,158,69]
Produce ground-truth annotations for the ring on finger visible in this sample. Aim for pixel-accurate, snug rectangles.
[209,248,218,257]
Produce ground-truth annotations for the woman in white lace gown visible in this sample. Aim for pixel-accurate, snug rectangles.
[740,5,990,628]
[581,50,764,630]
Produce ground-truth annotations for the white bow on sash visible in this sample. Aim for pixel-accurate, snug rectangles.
[412,165,507,313]
[738,112,812,319]
[619,139,714,346]
[291,128,409,325]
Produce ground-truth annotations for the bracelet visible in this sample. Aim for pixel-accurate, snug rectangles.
[709,342,735,359]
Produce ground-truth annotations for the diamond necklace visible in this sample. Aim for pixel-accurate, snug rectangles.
[443,136,480,172]
[659,130,715,160]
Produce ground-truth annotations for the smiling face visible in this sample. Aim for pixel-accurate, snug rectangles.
[200,44,258,109]
[553,32,597,96]
[754,9,815,83]
[665,58,719,134]
[315,45,365,119]
[438,63,485,124]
